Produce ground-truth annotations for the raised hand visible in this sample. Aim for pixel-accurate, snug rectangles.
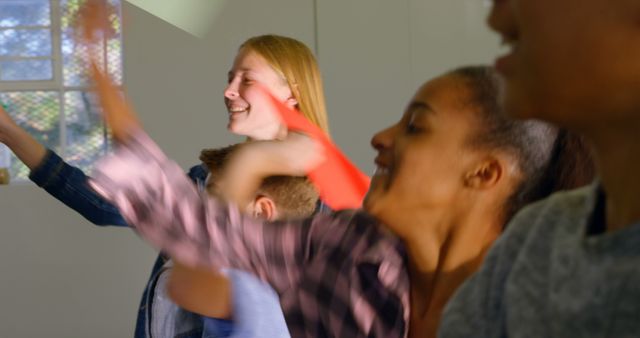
[75,0,140,144]
[75,0,118,45]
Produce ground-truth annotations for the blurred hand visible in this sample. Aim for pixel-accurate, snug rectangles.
[75,0,118,45]
[75,0,140,144]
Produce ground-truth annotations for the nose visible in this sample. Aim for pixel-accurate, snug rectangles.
[370,124,396,152]
[224,80,239,100]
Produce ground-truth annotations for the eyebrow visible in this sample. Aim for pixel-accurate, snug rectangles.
[228,68,253,77]
[405,101,434,116]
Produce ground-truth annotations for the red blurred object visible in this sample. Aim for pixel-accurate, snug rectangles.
[262,87,370,210]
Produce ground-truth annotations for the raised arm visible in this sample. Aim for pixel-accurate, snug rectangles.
[257,85,370,210]
[89,130,338,293]
[0,103,129,226]
[0,104,47,171]
[83,42,329,290]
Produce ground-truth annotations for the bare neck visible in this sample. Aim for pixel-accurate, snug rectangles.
[246,124,287,142]
[589,125,640,232]
[404,210,501,337]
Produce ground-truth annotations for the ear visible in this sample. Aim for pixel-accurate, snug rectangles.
[285,96,298,109]
[463,157,503,190]
[252,195,279,221]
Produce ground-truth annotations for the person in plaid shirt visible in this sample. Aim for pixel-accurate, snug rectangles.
[90,128,409,337]
[86,60,594,337]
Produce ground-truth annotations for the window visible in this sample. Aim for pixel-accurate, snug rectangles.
[0,0,122,182]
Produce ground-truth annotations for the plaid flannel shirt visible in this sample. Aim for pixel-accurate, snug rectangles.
[90,131,410,338]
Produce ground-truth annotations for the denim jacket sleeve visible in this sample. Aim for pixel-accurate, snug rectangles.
[29,149,207,227]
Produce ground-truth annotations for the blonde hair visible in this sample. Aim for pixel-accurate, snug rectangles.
[240,35,330,135]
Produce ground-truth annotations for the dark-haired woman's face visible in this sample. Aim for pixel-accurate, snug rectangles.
[489,0,640,129]
[364,75,484,238]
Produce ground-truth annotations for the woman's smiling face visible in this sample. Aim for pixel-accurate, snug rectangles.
[223,48,296,140]
[364,74,483,237]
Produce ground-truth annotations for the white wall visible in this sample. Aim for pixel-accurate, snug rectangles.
[318,0,499,171]
[0,1,498,336]
[316,0,414,171]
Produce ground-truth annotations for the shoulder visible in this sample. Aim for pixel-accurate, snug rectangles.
[302,209,404,263]
[438,185,597,338]
[504,184,596,241]
[309,209,406,280]
[492,183,597,268]
[308,209,398,247]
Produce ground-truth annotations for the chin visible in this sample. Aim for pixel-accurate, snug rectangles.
[362,195,373,213]
[501,85,540,120]
[228,123,248,136]
[362,189,385,219]
[364,175,390,210]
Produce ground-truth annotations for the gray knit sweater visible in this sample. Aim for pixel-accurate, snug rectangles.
[439,184,640,338]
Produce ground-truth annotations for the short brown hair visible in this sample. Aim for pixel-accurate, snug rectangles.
[199,144,319,219]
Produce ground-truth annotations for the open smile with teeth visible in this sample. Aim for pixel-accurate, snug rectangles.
[371,165,393,191]
[228,107,249,116]
[374,166,390,177]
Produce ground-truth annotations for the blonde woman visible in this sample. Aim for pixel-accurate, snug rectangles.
[0,34,335,338]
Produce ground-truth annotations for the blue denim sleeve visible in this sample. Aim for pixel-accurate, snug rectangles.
[202,317,235,338]
[29,149,208,227]
[29,149,128,226]
[186,162,209,192]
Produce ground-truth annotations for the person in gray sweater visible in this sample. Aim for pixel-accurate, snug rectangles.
[439,0,640,337]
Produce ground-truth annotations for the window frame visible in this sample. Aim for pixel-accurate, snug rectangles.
[0,0,123,183]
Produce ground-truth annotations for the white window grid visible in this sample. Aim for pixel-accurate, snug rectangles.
[0,0,123,183]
